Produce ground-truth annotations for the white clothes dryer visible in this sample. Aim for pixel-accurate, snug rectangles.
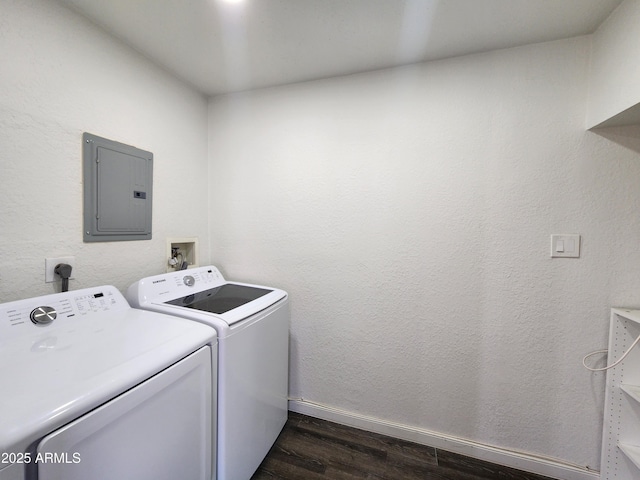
[0,286,217,480]
[126,266,289,480]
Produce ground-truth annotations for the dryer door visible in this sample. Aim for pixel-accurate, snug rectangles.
[36,346,214,480]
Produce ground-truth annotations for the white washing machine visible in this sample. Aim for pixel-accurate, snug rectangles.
[0,286,217,480]
[126,266,289,480]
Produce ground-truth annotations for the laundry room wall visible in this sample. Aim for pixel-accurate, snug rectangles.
[0,0,209,301]
[208,36,640,473]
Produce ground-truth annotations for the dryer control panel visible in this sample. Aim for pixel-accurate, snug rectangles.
[0,286,127,338]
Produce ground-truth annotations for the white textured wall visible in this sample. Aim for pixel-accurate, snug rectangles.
[587,0,640,127]
[4,0,640,472]
[208,36,640,470]
[0,0,209,300]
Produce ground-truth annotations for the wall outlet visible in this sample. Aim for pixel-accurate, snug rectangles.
[45,256,75,283]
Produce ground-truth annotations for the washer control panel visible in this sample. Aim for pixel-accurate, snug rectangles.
[0,286,127,338]
[131,266,225,302]
[170,268,221,289]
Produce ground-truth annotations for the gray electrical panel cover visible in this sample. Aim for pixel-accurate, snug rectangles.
[83,133,153,242]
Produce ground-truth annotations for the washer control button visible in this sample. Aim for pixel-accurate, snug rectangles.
[30,306,57,325]
[183,275,195,287]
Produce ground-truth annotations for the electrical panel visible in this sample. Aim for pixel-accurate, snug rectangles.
[83,133,153,242]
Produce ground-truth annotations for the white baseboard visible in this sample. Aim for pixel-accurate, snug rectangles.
[288,399,599,480]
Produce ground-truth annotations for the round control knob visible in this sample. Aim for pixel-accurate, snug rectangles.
[183,275,195,287]
[30,306,57,325]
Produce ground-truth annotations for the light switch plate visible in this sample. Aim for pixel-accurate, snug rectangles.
[550,234,580,258]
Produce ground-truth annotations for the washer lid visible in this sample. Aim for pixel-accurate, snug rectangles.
[165,283,273,314]
[0,286,216,456]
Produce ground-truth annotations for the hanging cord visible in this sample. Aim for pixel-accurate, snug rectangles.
[583,333,640,371]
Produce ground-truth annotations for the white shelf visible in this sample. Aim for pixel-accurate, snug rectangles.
[619,443,640,471]
[612,308,640,325]
[621,384,640,404]
[601,309,640,480]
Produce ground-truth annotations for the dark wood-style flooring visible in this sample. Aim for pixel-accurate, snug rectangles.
[252,412,557,480]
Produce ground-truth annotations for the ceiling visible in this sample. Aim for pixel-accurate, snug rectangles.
[56,0,623,97]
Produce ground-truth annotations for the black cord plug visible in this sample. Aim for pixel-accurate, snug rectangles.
[54,263,72,292]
